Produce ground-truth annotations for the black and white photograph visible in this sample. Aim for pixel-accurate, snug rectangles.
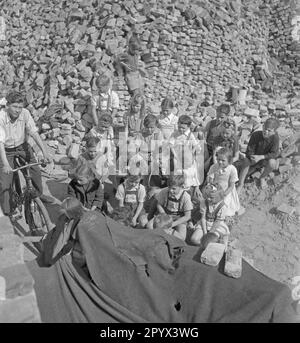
[0,0,299,327]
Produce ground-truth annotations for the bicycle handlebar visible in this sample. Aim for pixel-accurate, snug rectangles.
[11,161,48,173]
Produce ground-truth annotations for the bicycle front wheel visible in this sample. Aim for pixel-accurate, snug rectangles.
[26,197,53,234]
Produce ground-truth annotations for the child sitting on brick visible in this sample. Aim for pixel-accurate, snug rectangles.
[115,172,146,227]
[151,174,193,241]
[190,183,230,249]
[68,161,104,212]
[90,75,119,127]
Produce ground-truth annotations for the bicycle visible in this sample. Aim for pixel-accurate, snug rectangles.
[10,155,53,235]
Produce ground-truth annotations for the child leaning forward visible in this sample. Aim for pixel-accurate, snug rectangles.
[148,174,193,241]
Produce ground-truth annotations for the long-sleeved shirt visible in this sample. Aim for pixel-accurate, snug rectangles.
[246,130,279,160]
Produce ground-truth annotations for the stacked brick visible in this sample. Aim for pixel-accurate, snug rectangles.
[0,0,298,164]
[0,216,41,322]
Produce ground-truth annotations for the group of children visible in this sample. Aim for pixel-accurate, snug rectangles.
[50,72,283,253]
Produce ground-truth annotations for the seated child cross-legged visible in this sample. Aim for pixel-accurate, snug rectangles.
[190,183,230,249]
[115,173,146,227]
[148,174,193,241]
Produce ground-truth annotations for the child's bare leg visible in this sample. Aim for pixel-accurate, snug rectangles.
[173,224,187,241]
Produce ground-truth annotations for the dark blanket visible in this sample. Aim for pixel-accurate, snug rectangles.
[27,212,296,323]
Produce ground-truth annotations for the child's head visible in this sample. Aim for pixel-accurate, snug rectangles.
[216,147,233,168]
[161,97,175,117]
[97,113,113,131]
[178,114,192,133]
[263,118,279,139]
[202,183,225,204]
[143,114,158,135]
[130,93,145,115]
[73,162,95,185]
[167,174,185,197]
[96,75,111,93]
[153,214,173,230]
[85,137,99,159]
[61,197,84,220]
[216,103,231,120]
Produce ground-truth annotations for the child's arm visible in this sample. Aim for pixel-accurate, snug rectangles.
[132,202,144,226]
[200,217,207,234]
[172,210,191,228]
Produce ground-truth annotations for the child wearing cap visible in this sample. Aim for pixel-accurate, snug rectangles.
[90,75,120,127]
[237,118,280,192]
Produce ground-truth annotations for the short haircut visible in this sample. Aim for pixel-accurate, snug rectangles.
[264,118,279,130]
[61,197,84,219]
[178,114,192,126]
[161,97,175,109]
[167,174,185,188]
[153,214,173,230]
[86,137,99,148]
[216,103,231,116]
[143,114,158,128]
[6,91,25,105]
[73,161,95,181]
[216,147,233,164]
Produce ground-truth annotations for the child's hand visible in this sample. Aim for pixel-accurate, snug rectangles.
[131,217,137,227]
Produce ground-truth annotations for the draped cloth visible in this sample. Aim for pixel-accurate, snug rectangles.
[27,212,297,323]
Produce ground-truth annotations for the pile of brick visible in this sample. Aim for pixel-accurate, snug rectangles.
[0,216,41,322]
[0,0,298,168]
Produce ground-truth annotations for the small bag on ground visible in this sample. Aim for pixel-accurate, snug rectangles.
[224,247,243,278]
[200,242,226,266]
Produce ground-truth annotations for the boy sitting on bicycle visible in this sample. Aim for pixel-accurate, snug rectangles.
[0,91,52,216]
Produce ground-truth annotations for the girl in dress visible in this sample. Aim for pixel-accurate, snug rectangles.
[207,147,240,217]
